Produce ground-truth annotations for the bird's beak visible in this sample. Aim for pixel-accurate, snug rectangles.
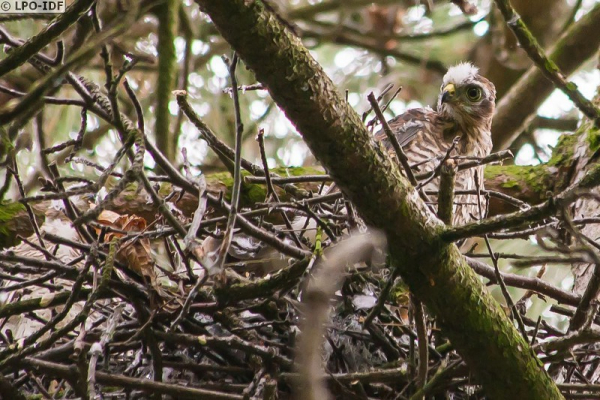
[441,83,456,104]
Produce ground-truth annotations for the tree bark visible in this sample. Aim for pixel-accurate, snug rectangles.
[192,0,562,398]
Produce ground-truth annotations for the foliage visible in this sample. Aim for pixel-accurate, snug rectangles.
[1,0,600,399]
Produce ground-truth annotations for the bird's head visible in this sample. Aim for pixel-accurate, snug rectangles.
[437,62,496,130]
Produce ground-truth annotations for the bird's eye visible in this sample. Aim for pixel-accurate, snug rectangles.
[466,86,483,101]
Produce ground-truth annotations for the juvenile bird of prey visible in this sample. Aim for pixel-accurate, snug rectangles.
[376,62,496,226]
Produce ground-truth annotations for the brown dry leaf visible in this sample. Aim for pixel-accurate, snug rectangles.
[117,238,154,282]
[367,5,404,35]
[95,210,169,298]
[96,209,127,229]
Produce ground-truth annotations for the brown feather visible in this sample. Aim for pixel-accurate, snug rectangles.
[375,65,496,226]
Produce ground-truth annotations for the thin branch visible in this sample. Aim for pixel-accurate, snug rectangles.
[494,0,600,126]
[215,54,244,274]
[366,92,417,186]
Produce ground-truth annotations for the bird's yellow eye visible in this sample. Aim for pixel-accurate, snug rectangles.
[466,86,483,101]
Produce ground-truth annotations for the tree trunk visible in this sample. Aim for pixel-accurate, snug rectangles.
[192,0,563,398]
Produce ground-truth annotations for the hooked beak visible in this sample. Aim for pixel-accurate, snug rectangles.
[441,83,456,104]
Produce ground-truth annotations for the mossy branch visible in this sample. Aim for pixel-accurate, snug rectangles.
[492,3,600,150]
[494,0,600,126]
[194,0,561,398]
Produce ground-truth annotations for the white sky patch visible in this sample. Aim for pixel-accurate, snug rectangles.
[278,141,310,166]
[575,0,600,20]
[538,67,600,118]
[406,100,424,110]
[347,92,360,107]
[142,151,155,169]
[136,33,158,57]
[448,4,465,16]
[356,62,375,77]
[179,124,209,165]
[405,5,426,22]
[412,17,433,33]
[191,40,209,55]
[562,274,574,290]
[515,143,539,166]
[72,161,83,172]
[174,37,186,61]
[473,20,489,36]
[168,100,178,116]
[389,99,408,115]
[208,76,227,93]
[191,102,210,118]
[526,67,599,165]
[538,90,575,118]
[256,89,269,99]
[250,100,268,119]
[334,48,359,69]
[331,47,372,79]
[273,115,292,139]
[572,69,600,99]
[535,129,563,156]
[127,79,139,90]
[96,132,120,162]
[87,115,99,130]
[209,56,229,78]
[189,72,204,88]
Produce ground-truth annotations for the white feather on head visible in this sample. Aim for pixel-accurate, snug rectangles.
[442,62,479,85]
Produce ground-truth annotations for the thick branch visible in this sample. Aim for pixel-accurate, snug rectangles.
[194,1,562,398]
[494,0,600,125]
[492,3,600,150]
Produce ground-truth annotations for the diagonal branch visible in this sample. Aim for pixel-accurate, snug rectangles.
[494,0,600,126]
[194,0,562,398]
[0,0,95,77]
[492,3,600,150]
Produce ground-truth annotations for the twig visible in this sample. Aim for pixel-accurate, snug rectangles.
[0,0,95,77]
[175,90,309,199]
[366,92,418,187]
[494,0,600,126]
[213,54,244,275]
[256,129,304,248]
[474,171,527,341]
[561,207,600,332]
[88,304,124,399]
[412,296,428,391]
[416,137,460,190]
[364,267,399,327]
[295,232,386,400]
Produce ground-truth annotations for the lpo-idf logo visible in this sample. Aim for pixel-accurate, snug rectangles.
[0,1,66,13]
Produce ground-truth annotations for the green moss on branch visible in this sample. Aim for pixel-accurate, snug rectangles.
[194,0,562,397]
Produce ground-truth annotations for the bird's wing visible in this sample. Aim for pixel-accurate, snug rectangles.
[374,108,437,149]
